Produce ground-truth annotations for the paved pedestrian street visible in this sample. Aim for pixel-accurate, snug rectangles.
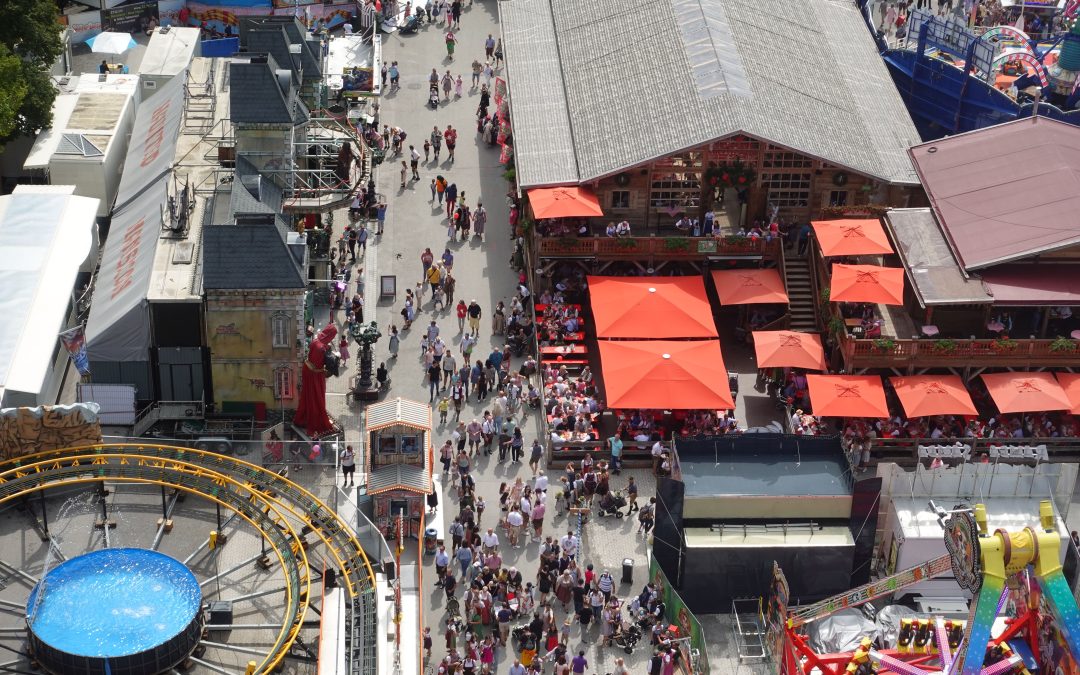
[315,5,663,673]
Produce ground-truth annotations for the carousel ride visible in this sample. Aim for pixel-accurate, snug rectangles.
[778,500,1080,675]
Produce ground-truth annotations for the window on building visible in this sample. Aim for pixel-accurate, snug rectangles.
[610,190,630,209]
[271,312,290,348]
[760,172,811,208]
[274,366,295,400]
[829,190,849,207]
[762,149,814,169]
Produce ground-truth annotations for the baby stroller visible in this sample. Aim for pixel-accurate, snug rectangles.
[598,490,627,518]
[428,85,440,109]
[613,620,643,654]
[400,13,421,34]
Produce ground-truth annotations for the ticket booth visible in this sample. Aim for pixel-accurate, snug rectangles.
[365,398,432,539]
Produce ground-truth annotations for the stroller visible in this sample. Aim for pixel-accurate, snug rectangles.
[613,620,643,654]
[399,13,421,34]
[428,84,440,109]
[597,489,627,518]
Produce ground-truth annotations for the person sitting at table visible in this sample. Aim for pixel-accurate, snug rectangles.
[563,315,579,333]
[99,59,109,74]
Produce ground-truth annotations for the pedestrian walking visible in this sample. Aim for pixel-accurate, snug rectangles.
[445,30,457,59]
[445,124,458,161]
[340,444,356,487]
[338,336,350,368]
[375,201,386,234]
[485,33,496,61]
[471,58,482,87]
[399,160,407,189]
[441,69,453,99]
[493,38,504,68]
[431,126,443,161]
[451,0,462,27]
[445,182,458,219]
[380,62,388,87]
[429,178,437,202]
[388,324,400,359]
[467,299,482,335]
[472,201,487,239]
[409,145,420,180]
[388,61,399,88]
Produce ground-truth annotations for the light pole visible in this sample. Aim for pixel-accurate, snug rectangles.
[351,320,382,400]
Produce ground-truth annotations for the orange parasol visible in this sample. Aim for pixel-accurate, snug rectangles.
[811,219,894,257]
[587,276,718,338]
[980,372,1071,413]
[1055,373,1080,414]
[597,340,734,410]
[830,264,905,305]
[710,269,789,305]
[527,187,604,219]
[752,330,827,371]
[888,375,977,418]
[806,374,889,418]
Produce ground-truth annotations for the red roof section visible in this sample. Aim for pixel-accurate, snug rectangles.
[909,117,1080,271]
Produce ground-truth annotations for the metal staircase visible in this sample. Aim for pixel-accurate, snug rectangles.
[783,252,818,332]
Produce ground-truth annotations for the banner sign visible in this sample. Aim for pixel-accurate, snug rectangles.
[59,325,91,377]
[649,556,709,673]
[102,0,159,33]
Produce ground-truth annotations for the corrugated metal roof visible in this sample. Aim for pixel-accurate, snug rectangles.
[366,397,431,432]
[500,0,579,187]
[367,463,432,495]
[884,208,992,307]
[909,117,1080,271]
[502,0,921,187]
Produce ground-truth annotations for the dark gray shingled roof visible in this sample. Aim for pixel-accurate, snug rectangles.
[203,224,305,290]
[229,55,309,126]
[501,0,921,188]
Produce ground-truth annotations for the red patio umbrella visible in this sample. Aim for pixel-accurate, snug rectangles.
[527,187,604,219]
[888,375,978,418]
[806,374,889,418]
[980,372,1071,413]
[710,269,789,305]
[1055,373,1080,414]
[812,218,894,257]
[587,276,717,338]
[597,340,734,410]
[752,331,827,371]
[830,264,905,305]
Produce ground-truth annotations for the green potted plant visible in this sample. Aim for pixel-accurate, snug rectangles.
[872,337,896,352]
[502,166,516,184]
[828,317,846,337]
[663,237,691,252]
[1050,336,1078,353]
[614,238,639,249]
[932,338,958,354]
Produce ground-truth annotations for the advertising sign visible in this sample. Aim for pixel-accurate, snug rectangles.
[102,0,160,33]
[649,556,709,672]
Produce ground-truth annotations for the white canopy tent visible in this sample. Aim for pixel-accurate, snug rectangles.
[0,187,98,408]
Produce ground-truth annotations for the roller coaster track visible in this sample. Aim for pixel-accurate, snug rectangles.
[0,444,378,675]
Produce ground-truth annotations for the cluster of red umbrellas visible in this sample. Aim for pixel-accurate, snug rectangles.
[589,277,733,410]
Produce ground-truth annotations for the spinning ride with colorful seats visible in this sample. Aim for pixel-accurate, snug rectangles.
[778,500,1080,675]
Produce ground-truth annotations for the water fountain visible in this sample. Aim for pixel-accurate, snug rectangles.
[25,548,203,675]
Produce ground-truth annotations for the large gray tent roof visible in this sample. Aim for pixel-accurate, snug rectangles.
[501,0,921,188]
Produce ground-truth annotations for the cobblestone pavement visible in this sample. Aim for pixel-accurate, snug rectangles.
[311,5,665,673]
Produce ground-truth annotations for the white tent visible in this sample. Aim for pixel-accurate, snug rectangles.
[0,186,98,408]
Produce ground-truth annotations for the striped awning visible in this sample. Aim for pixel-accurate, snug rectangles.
[365,397,431,432]
[367,463,432,496]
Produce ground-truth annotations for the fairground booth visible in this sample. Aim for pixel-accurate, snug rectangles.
[364,398,432,539]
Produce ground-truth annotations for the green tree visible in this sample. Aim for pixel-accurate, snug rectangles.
[0,0,62,147]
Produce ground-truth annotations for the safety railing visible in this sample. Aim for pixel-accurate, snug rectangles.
[537,236,781,259]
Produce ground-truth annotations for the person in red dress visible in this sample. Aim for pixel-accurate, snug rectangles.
[294,322,338,437]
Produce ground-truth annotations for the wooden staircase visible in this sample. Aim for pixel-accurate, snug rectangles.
[784,253,818,332]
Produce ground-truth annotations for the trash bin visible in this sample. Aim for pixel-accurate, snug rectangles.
[622,558,634,584]
[424,527,438,555]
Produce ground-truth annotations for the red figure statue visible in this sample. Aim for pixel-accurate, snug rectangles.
[294,322,338,438]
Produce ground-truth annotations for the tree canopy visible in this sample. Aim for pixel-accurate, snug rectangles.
[0,0,62,148]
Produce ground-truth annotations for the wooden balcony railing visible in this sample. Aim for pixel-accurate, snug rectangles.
[838,334,1080,370]
[537,236,780,259]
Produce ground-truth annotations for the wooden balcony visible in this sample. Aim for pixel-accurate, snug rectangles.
[838,334,1080,372]
[536,236,780,260]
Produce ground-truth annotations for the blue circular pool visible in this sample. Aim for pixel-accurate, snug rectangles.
[26,548,203,675]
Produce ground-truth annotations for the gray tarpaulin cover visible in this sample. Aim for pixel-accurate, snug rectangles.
[805,608,881,654]
[84,179,166,362]
[84,69,186,362]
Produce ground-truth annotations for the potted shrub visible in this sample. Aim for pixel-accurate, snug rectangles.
[872,337,896,353]
[828,317,846,338]
[1050,336,1078,353]
[664,237,691,252]
[932,338,958,354]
